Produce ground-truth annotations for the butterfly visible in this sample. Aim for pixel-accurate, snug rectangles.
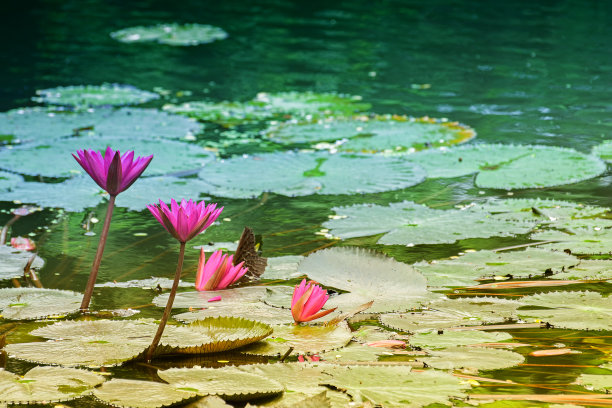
[234,226,267,282]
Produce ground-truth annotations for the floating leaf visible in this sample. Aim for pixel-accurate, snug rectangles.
[483,197,610,220]
[93,379,196,408]
[0,288,80,320]
[518,291,612,330]
[34,84,159,107]
[380,310,488,333]
[95,277,193,289]
[0,107,202,144]
[111,23,228,46]
[185,396,232,408]
[423,297,521,324]
[319,341,397,362]
[297,247,431,313]
[163,100,272,127]
[419,346,525,371]
[575,373,612,392]
[321,365,468,407]
[0,246,45,281]
[0,366,105,404]
[175,302,294,325]
[261,256,304,280]
[153,287,267,308]
[241,322,352,356]
[0,171,22,190]
[409,331,512,350]
[267,116,474,151]
[196,151,426,198]
[159,366,283,401]
[0,137,214,178]
[553,260,612,280]
[252,92,370,119]
[531,228,612,255]
[591,140,612,163]
[414,248,579,288]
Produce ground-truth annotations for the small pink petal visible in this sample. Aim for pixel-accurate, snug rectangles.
[207,296,222,302]
[297,355,305,362]
[366,340,407,348]
[10,237,36,251]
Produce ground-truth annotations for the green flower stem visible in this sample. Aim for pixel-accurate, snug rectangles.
[80,195,116,311]
[146,241,186,362]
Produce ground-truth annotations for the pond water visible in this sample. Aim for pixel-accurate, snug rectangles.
[1,0,611,406]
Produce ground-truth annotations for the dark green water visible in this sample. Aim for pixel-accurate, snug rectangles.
[1,0,612,406]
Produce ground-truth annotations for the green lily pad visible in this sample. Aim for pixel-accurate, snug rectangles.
[419,346,525,371]
[0,288,80,320]
[33,84,159,107]
[153,287,267,308]
[196,151,426,198]
[591,140,612,162]
[0,366,105,404]
[379,310,488,333]
[323,200,538,245]
[413,248,579,288]
[552,260,612,280]
[0,107,202,144]
[319,341,399,362]
[111,23,228,46]
[95,277,193,289]
[518,291,612,330]
[185,396,232,408]
[482,197,610,221]
[267,116,475,151]
[159,366,283,401]
[0,245,45,281]
[252,92,371,119]
[297,247,431,313]
[576,373,612,392]
[240,322,353,356]
[93,379,197,408]
[423,297,521,324]
[0,170,22,190]
[0,137,213,178]
[163,100,272,127]
[321,365,468,407]
[531,228,612,254]
[175,302,294,325]
[261,256,304,280]
[409,330,512,349]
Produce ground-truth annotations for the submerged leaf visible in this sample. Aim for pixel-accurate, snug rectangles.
[0,246,45,281]
[93,379,197,408]
[111,23,228,46]
[34,84,159,107]
[0,288,80,320]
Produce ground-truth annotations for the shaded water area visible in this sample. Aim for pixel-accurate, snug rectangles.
[1,0,612,406]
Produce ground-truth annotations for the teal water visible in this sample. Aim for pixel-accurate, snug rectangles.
[1,0,612,406]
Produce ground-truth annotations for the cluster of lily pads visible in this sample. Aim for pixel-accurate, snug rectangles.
[1,82,612,407]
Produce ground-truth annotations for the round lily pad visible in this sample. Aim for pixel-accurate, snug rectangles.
[531,227,612,254]
[409,330,513,350]
[196,151,427,198]
[163,100,272,127]
[0,137,214,178]
[423,297,521,324]
[261,255,304,280]
[0,288,80,320]
[267,116,475,151]
[95,277,193,289]
[591,140,612,162]
[33,84,159,107]
[419,346,525,371]
[0,171,22,190]
[0,246,45,281]
[575,373,612,392]
[0,107,203,144]
[297,247,431,313]
[552,260,612,280]
[252,91,371,119]
[518,291,612,330]
[379,310,487,333]
[175,302,294,325]
[93,379,197,408]
[319,341,399,362]
[0,366,105,404]
[159,366,283,401]
[111,23,228,46]
[153,287,267,308]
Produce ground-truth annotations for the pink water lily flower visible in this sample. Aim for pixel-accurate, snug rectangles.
[73,147,153,196]
[291,279,337,324]
[147,199,223,243]
[10,236,36,251]
[195,249,249,291]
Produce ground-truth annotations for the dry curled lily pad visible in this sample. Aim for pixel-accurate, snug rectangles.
[414,248,579,288]
[93,379,197,408]
[111,23,228,46]
[297,247,430,313]
[175,301,294,325]
[321,365,468,408]
[420,346,524,371]
[0,366,105,404]
[0,288,80,320]
[196,151,426,198]
[409,330,512,350]
[518,291,612,330]
[153,286,267,308]
[33,84,159,107]
[241,322,353,356]
[552,260,612,280]
[0,246,45,281]
[159,366,283,401]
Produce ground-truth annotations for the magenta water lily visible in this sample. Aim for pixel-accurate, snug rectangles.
[145,198,223,362]
[195,249,248,291]
[291,279,337,324]
[73,147,153,311]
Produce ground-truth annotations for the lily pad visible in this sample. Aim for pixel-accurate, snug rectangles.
[261,255,304,280]
[413,248,579,288]
[409,144,606,189]
[552,260,612,280]
[419,346,525,371]
[323,201,538,245]
[319,341,399,362]
[111,23,228,46]
[0,246,45,281]
[95,277,193,289]
[0,137,214,178]
[0,170,22,190]
[175,302,295,325]
[321,365,468,408]
[0,366,105,404]
[575,373,612,392]
[591,140,612,162]
[240,322,353,356]
[0,107,202,144]
[93,379,197,408]
[0,288,80,320]
[297,247,431,313]
[252,92,371,119]
[33,84,159,107]
[518,291,612,330]
[196,151,426,198]
[153,287,267,308]
[409,330,513,349]
[163,100,272,127]
[423,297,521,324]
[379,310,489,333]
[531,228,612,254]
[267,116,475,151]
[159,366,283,401]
